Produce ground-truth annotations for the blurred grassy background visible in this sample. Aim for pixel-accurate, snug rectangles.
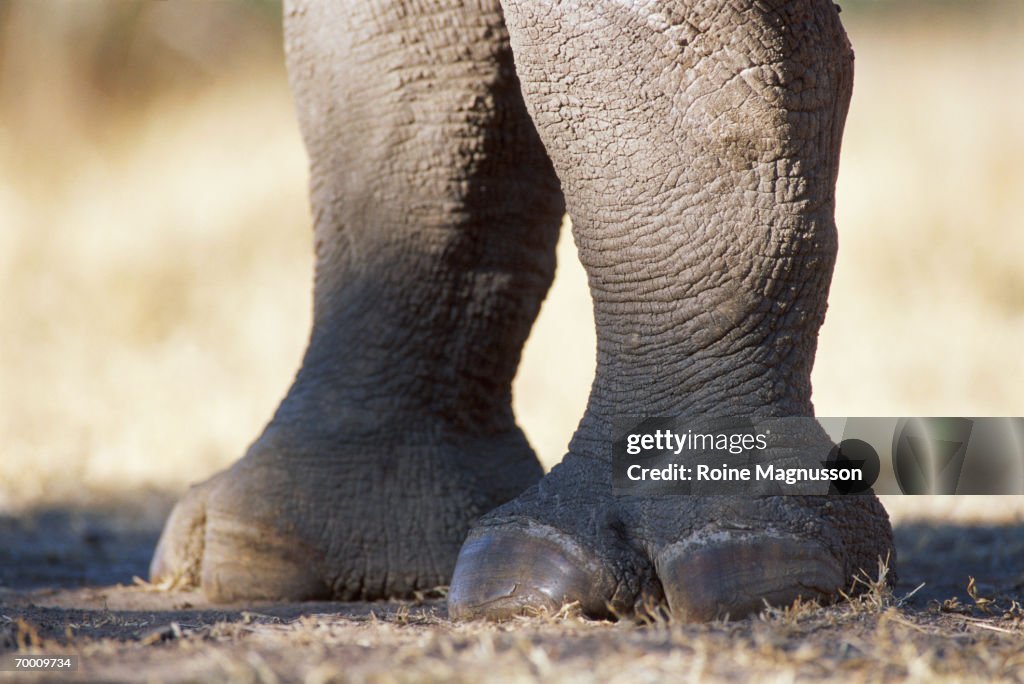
[1,1,1022,522]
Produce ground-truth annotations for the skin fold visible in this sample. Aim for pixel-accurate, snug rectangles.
[151,0,895,619]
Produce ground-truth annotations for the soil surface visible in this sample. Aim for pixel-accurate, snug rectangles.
[2,504,1024,682]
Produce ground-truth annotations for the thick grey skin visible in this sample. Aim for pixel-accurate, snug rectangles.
[448,0,895,620]
[153,0,895,618]
[151,0,564,601]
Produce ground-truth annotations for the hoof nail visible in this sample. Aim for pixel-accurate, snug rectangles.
[448,525,614,621]
[657,534,844,621]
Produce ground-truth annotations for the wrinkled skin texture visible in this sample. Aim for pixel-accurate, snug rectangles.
[151,0,895,619]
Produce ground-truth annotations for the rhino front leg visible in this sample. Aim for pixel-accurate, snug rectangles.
[449,0,894,621]
[151,0,564,601]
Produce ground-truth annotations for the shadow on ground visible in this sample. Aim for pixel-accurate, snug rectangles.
[893,520,1024,608]
[2,501,1022,614]
[0,502,168,591]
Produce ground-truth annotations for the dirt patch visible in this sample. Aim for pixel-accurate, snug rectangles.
[2,506,1023,682]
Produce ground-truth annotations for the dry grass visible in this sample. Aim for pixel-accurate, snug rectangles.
[4,560,1024,684]
[2,1,1024,681]
[816,12,1024,420]
[0,2,306,509]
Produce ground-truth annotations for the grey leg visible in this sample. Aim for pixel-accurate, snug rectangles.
[449,0,894,621]
[150,0,564,601]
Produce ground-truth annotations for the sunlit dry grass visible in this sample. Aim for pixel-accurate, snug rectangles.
[1,4,1022,527]
[1,73,311,509]
[816,14,1024,420]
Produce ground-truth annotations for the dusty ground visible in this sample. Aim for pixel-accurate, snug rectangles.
[2,1,1024,682]
[2,505,1024,682]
